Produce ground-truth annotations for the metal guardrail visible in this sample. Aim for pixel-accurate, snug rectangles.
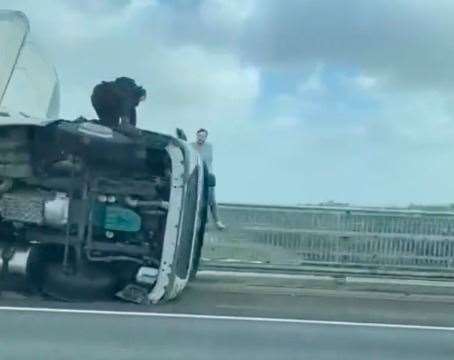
[202,204,454,274]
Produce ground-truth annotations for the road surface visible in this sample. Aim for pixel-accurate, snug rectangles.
[0,307,453,360]
[0,271,453,359]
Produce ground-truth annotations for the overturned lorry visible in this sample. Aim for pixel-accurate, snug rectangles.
[0,11,208,304]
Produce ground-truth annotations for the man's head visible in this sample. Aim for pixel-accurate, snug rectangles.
[196,128,208,145]
[115,77,147,105]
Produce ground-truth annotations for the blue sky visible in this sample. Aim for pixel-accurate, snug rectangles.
[2,0,454,206]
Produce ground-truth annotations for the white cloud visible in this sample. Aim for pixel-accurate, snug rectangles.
[355,74,378,90]
[200,0,256,28]
[5,0,154,43]
[297,63,325,94]
[137,45,260,135]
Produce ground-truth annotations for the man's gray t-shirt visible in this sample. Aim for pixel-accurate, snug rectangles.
[191,142,213,172]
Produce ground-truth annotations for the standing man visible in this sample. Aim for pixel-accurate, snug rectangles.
[191,128,226,230]
[91,77,146,129]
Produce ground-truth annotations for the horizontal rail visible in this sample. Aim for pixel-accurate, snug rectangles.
[202,204,454,276]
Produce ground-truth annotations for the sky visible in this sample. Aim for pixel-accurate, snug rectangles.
[1,0,454,206]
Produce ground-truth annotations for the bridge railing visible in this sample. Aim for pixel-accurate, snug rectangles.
[202,203,454,275]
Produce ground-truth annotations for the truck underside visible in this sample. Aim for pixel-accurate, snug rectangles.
[0,120,180,302]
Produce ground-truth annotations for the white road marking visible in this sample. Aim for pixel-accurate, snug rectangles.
[0,306,453,331]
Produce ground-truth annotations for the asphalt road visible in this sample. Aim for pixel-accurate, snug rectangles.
[1,271,454,359]
[0,308,452,360]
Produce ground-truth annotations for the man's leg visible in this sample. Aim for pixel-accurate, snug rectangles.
[208,187,225,230]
